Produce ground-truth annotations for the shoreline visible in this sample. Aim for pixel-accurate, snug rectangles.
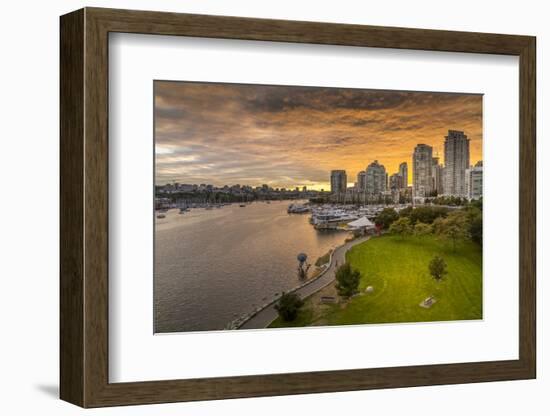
[236,235,371,330]
[228,248,336,330]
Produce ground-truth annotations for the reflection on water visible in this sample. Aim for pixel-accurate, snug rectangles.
[154,201,349,332]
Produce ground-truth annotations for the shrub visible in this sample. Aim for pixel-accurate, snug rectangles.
[410,206,449,225]
[389,217,413,237]
[274,292,304,322]
[315,251,331,267]
[414,222,432,236]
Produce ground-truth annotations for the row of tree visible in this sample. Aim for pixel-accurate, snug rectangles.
[426,195,470,206]
[375,203,482,248]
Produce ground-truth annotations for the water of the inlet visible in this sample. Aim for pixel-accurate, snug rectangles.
[154,201,349,333]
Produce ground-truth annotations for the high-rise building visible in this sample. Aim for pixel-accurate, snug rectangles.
[443,130,470,196]
[466,161,483,200]
[431,156,444,195]
[399,162,408,189]
[365,160,387,196]
[356,171,366,192]
[330,170,347,195]
[413,144,433,198]
[389,173,404,190]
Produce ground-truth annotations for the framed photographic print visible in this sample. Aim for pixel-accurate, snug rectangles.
[60,7,536,407]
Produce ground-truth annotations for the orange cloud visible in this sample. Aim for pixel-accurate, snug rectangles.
[155,81,482,189]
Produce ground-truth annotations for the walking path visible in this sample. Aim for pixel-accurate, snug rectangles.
[238,235,371,329]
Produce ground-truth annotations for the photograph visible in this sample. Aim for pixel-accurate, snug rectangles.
[153,81,483,333]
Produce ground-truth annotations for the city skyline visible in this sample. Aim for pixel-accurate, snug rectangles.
[155,81,483,189]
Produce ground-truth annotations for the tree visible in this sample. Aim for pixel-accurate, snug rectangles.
[463,206,482,245]
[374,208,399,229]
[469,197,483,211]
[335,263,361,297]
[414,222,432,236]
[398,206,414,219]
[274,292,304,322]
[467,212,482,245]
[389,217,413,238]
[433,211,469,251]
[429,256,448,281]
[409,206,448,225]
[431,195,467,206]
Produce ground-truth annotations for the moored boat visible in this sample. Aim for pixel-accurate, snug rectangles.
[287,203,310,214]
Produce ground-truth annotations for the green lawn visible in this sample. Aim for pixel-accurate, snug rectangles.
[270,235,482,328]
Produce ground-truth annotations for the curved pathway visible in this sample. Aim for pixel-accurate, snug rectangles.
[239,235,371,329]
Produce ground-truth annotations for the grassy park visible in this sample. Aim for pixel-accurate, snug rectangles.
[270,234,482,328]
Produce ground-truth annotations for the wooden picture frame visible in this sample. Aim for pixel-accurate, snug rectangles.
[60,7,536,408]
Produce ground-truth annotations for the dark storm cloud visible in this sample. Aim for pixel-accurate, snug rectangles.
[237,86,411,113]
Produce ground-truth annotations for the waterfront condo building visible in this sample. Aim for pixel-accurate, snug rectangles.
[330,170,347,195]
[443,130,470,197]
[465,160,483,200]
[389,173,404,190]
[413,144,434,198]
[399,162,408,189]
[365,160,387,196]
[431,156,444,195]
[356,170,367,192]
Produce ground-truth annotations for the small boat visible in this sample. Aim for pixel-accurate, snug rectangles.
[156,213,166,219]
[239,204,246,207]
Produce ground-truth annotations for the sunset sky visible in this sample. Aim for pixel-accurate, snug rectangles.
[155,81,482,190]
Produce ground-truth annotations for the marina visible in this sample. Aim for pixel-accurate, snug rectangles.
[307,203,409,230]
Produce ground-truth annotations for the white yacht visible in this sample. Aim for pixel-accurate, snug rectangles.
[287,203,310,214]
[310,208,359,229]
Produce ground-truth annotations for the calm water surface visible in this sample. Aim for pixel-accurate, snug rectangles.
[154,201,350,332]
